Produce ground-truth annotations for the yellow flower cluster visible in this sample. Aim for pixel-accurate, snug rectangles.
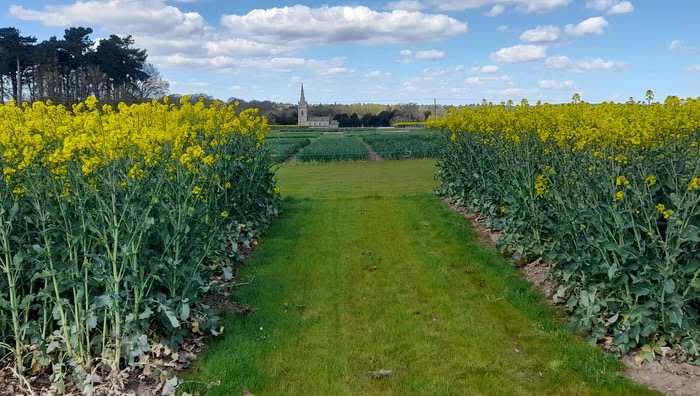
[534,174,549,198]
[656,203,674,219]
[0,96,268,191]
[434,97,700,151]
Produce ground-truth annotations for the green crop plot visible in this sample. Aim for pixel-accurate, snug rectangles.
[266,137,311,162]
[298,136,369,162]
[361,132,441,159]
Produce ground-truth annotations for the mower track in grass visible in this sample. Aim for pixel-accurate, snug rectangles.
[184,159,657,396]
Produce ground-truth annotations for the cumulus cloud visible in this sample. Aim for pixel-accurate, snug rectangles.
[539,79,577,89]
[9,2,209,38]
[424,0,572,13]
[203,38,292,57]
[10,0,470,79]
[221,5,468,46]
[485,5,505,17]
[669,40,699,54]
[565,17,609,36]
[416,49,445,60]
[545,55,629,72]
[466,76,486,84]
[608,1,634,14]
[472,65,500,73]
[490,44,547,63]
[317,67,353,76]
[400,49,414,56]
[585,0,634,14]
[520,25,560,42]
[386,0,425,11]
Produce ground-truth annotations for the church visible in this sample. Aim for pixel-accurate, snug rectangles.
[298,84,339,128]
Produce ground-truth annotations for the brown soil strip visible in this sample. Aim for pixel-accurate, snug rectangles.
[359,140,382,161]
[283,153,299,164]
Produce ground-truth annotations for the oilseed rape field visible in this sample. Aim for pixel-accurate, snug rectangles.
[431,97,700,362]
[0,97,278,390]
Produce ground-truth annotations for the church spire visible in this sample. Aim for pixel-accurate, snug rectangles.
[298,84,308,125]
[299,83,307,105]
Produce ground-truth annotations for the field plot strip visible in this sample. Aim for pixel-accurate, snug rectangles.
[185,160,656,396]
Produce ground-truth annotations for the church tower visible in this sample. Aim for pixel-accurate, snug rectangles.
[298,84,308,125]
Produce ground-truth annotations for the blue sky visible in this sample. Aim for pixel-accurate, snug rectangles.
[2,0,699,105]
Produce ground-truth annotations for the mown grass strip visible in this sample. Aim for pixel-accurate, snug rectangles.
[183,160,657,396]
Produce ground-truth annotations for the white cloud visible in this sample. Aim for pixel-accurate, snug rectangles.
[585,0,634,14]
[497,25,508,32]
[221,5,468,46]
[415,49,445,60]
[400,49,414,56]
[425,0,572,13]
[485,5,505,16]
[420,65,465,79]
[490,44,547,63]
[545,55,629,72]
[386,0,425,11]
[608,1,634,14]
[466,76,486,84]
[472,65,500,73]
[203,38,291,57]
[688,65,700,73]
[365,71,384,78]
[317,67,353,76]
[519,25,560,42]
[669,40,699,54]
[539,79,577,89]
[565,17,609,36]
[9,2,209,38]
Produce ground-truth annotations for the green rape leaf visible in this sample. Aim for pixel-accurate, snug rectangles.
[85,311,98,329]
[668,307,684,327]
[139,306,154,320]
[179,303,190,321]
[664,279,676,294]
[159,303,180,329]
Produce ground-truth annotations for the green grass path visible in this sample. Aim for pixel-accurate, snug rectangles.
[185,159,656,395]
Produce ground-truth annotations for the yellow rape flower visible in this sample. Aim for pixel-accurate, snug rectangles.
[645,175,657,186]
[615,176,630,186]
[224,181,232,189]
[202,155,215,166]
[688,177,700,191]
[614,191,624,201]
[220,211,229,218]
[534,174,549,198]
[12,186,25,196]
[192,186,202,196]
[656,203,674,219]
[614,154,629,164]
[128,163,145,180]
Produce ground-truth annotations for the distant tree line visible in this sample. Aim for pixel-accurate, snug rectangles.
[226,97,439,126]
[0,26,168,105]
